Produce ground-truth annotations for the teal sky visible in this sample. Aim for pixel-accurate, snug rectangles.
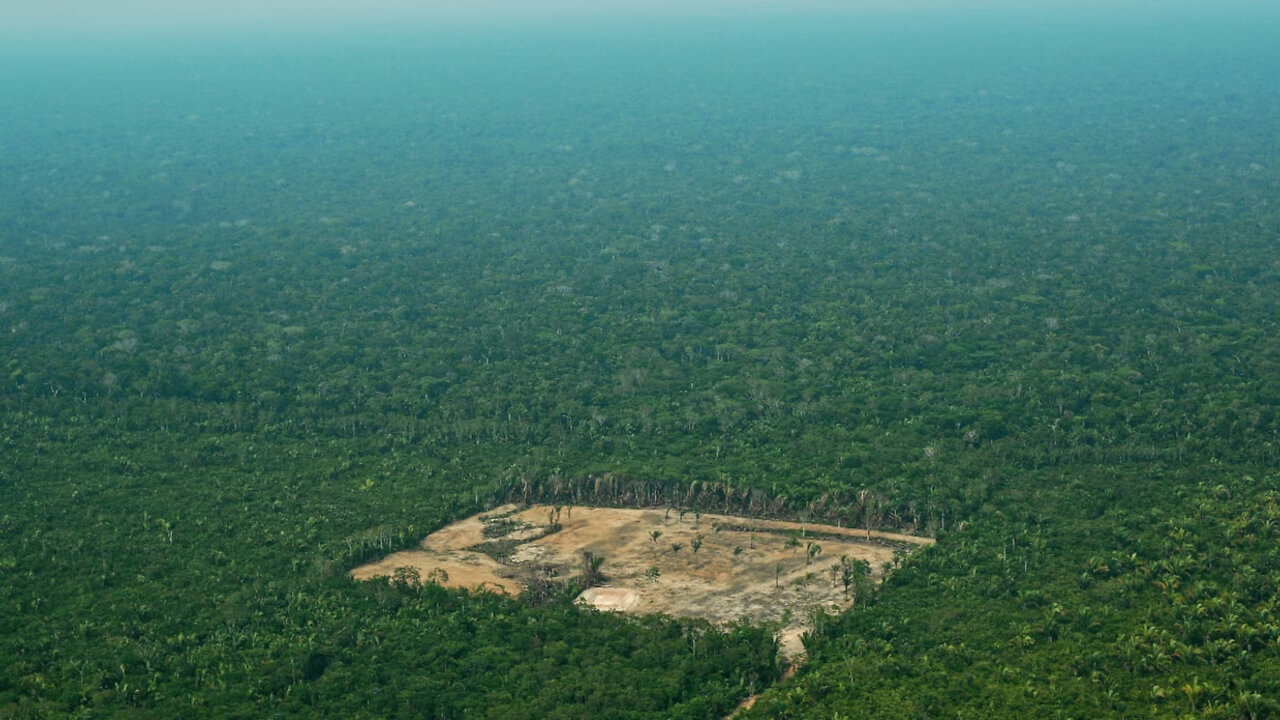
[12,0,841,30]
[5,0,1262,33]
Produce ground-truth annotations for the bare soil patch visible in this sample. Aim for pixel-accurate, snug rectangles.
[352,504,933,659]
[578,587,641,612]
[348,548,517,595]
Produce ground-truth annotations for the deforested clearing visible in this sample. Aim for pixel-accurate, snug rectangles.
[353,504,933,656]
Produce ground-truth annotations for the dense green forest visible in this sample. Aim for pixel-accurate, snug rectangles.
[3,12,1279,718]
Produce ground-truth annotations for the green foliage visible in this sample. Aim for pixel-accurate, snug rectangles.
[742,471,1280,719]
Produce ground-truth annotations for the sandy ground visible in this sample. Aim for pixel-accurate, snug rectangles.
[349,547,517,594]
[351,504,933,660]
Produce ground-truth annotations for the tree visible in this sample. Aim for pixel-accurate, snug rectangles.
[393,566,422,587]
[840,556,872,604]
[859,489,884,539]
[581,550,606,587]
[839,556,854,598]
[806,541,822,566]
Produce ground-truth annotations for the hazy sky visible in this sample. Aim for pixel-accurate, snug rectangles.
[7,0,850,29]
[2,0,1268,39]
[3,0,1238,32]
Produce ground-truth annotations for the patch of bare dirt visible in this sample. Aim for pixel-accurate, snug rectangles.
[351,505,934,661]
[578,587,641,612]
[348,548,517,595]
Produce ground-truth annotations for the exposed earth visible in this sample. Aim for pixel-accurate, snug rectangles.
[352,504,934,658]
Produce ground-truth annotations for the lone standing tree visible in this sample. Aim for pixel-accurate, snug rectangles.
[805,541,822,566]
[581,550,606,587]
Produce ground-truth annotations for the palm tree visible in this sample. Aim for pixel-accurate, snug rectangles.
[581,550,605,587]
[805,541,822,566]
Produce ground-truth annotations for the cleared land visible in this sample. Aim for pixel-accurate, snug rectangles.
[352,504,933,657]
